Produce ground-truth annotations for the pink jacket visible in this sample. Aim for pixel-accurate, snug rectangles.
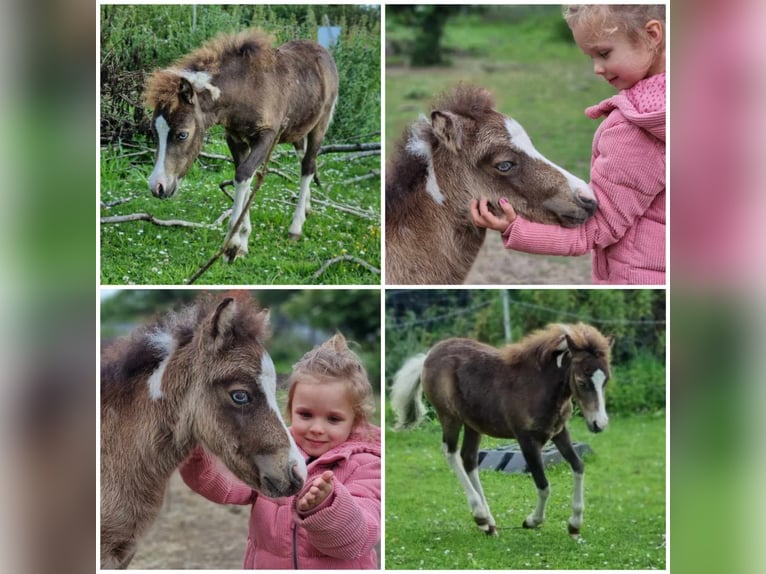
[503,73,666,284]
[179,426,381,570]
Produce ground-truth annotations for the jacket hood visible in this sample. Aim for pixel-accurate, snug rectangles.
[586,73,666,142]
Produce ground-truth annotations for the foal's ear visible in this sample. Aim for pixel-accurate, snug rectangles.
[431,110,462,153]
[179,77,196,105]
[210,297,236,341]
[255,308,272,340]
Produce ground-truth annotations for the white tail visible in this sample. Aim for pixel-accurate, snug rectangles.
[390,353,428,429]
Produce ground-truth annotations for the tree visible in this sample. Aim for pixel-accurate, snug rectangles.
[388,5,462,66]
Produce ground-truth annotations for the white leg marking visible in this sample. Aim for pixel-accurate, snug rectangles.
[149,116,170,193]
[289,175,312,238]
[467,468,496,528]
[441,443,492,530]
[504,118,595,201]
[225,176,254,260]
[591,369,610,430]
[525,485,550,527]
[570,471,585,531]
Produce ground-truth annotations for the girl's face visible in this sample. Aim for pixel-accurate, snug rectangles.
[290,379,355,457]
[572,19,664,90]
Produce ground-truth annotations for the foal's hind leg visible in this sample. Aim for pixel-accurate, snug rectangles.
[552,427,586,537]
[517,435,550,529]
[439,419,496,535]
[289,98,334,239]
[461,426,497,535]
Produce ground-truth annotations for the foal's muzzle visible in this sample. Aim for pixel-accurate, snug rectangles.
[149,179,178,199]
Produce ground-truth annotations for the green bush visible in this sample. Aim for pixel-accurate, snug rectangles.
[609,352,667,414]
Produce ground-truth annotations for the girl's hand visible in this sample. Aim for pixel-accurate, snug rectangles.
[470,197,517,232]
[297,470,334,512]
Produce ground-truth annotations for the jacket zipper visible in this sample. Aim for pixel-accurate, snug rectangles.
[292,523,298,569]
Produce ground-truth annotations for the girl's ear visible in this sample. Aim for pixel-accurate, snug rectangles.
[645,19,663,47]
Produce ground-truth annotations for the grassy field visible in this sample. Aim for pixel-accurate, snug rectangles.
[384,412,666,570]
[100,130,380,286]
[386,8,613,181]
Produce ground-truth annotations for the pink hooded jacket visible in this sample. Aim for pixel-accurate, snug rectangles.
[179,426,381,570]
[502,73,666,284]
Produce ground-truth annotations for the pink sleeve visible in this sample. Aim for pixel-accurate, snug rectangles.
[178,446,256,506]
[293,454,380,560]
[503,119,664,254]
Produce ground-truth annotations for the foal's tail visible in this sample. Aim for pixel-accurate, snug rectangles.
[390,353,428,429]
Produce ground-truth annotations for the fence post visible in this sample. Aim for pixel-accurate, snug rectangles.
[502,290,511,343]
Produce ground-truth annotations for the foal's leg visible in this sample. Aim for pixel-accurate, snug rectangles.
[438,418,495,535]
[552,427,586,537]
[439,418,495,534]
[223,130,276,262]
[461,426,497,535]
[517,435,550,529]
[289,129,324,240]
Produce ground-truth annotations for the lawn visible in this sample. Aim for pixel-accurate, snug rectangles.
[99,130,381,286]
[384,412,666,570]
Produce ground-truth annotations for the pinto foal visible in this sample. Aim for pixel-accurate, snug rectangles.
[144,30,338,261]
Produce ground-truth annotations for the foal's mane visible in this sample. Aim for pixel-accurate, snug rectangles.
[431,84,496,121]
[143,29,276,112]
[499,323,610,368]
[100,291,268,397]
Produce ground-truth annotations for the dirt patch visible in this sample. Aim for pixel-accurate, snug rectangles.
[465,232,592,285]
[129,472,248,569]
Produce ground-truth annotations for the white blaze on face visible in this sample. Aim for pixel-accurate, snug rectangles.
[148,115,170,193]
[590,368,610,430]
[504,118,596,202]
[257,352,306,480]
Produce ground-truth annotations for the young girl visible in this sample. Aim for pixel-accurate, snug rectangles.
[179,333,380,569]
[471,4,666,284]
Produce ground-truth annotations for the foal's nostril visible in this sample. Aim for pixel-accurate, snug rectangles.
[289,464,305,489]
[576,191,598,213]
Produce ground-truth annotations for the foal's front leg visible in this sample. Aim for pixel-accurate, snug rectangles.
[223,131,276,262]
[552,427,586,537]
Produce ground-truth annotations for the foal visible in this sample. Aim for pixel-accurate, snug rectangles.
[391,323,612,537]
[144,29,339,261]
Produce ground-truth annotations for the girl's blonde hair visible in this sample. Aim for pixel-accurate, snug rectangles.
[564,4,666,47]
[286,333,375,433]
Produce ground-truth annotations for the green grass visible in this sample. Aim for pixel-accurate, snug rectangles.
[384,412,666,570]
[386,9,614,181]
[100,133,380,285]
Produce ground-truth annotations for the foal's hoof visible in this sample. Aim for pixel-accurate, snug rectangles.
[223,245,247,262]
[288,232,301,242]
[568,524,581,538]
[522,519,539,529]
[475,516,497,536]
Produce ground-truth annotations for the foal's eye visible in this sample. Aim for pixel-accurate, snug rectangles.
[496,161,515,173]
[229,390,251,405]
[177,131,189,142]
